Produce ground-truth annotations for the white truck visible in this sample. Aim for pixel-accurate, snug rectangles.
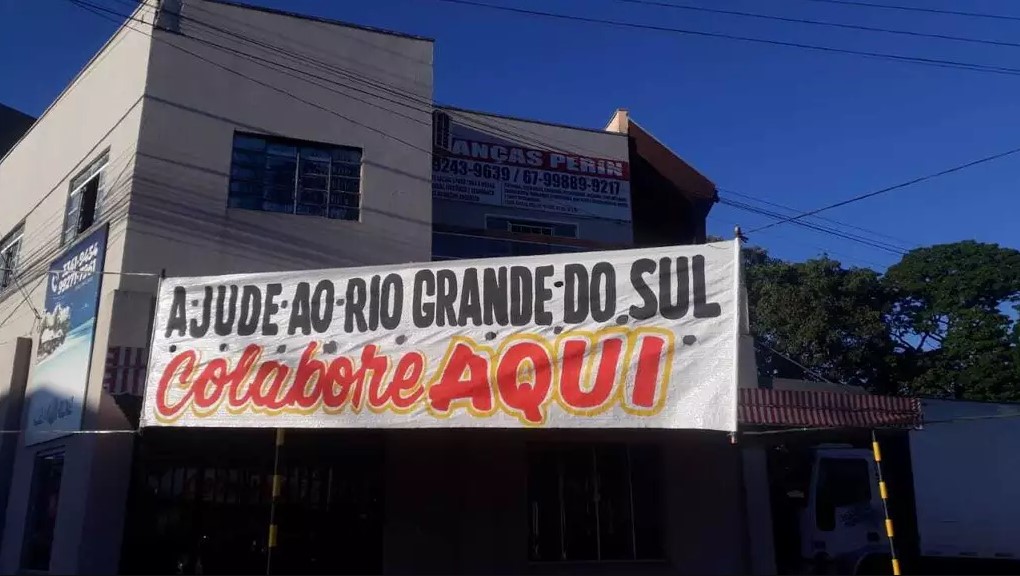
[785,399,1020,575]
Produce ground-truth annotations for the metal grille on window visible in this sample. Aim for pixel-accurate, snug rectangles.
[63,152,108,246]
[0,226,23,292]
[528,443,663,563]
[228,133,362,221]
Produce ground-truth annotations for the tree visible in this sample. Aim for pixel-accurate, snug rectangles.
[744,239,1020,401]
[883,241,1020,401]
[745,251,894,391]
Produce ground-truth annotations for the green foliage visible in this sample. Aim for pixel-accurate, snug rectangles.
[745,240,1020,400]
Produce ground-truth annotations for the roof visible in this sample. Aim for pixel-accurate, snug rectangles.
[739,388,922,429]
[439,105,629,137]
[605,109,717,202]
[0,103,36,158]
[207,0,434,42]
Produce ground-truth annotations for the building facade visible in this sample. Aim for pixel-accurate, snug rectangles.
[0,1,749,574]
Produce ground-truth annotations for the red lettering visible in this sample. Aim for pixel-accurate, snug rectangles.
[192,358,227,411]
[226,345,262,409]
[250,361,289,410]
[323,356,356,410]
[382,353,425,410]
[155,350,198,420]
[559,338,622,410]
[429,342,492,414]
[631,335,668,408]
[363,345,391,410]
[284,342,326,409]
[496,341,552,424]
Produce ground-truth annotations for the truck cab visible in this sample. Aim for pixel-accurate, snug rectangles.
[796,445,890,574]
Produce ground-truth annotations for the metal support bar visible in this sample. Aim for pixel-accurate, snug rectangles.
[871,430,901,575]
[266,428,285,575]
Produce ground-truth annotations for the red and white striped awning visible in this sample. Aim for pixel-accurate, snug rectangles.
[739,388,921,429]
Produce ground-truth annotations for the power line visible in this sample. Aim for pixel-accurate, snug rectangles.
[68,1,926,260]
[747,144,1020,233]
[68,0,639,223]
[720,187,914,249]
[802,0,1020,23]
[422,0,1020,77]
[720,198,907,255]
[618,0,1020,50]
[68,0,434,156]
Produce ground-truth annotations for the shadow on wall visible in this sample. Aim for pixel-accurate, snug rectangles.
[0,334,139,575]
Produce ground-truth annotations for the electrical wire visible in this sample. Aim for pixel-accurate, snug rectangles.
[720,198,908,255]
[801,0,1020,23]
[747,144,1020,233]
[423,0,1020,77]
[618,0,1020,50]
[720,188,914,250]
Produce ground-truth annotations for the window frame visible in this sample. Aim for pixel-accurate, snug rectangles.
[228,132,364,222]
[485,215,579,239]
[0,223,24,293]
[526,442,664,564]
[21,450,67,572]
[62,151,110,247]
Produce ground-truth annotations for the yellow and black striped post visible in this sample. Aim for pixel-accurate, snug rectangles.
[266,428,285,575]
[871,430,901,575]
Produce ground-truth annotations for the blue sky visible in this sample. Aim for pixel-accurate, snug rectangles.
[2,0,1019,270]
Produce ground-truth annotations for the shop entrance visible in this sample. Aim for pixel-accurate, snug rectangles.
[119,428,384,575]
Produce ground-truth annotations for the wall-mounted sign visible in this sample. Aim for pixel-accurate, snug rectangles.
[25,225,108,446]
[432,110,632,221]
[141,241,740,431]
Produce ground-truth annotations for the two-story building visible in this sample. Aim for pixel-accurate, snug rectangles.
[0,1,747,575]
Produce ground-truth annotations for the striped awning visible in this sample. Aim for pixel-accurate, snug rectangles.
[739,388,921,429]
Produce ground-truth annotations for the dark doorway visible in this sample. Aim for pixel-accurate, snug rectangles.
[120,428,384,575]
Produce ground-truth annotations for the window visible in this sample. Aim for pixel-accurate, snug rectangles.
[431,231,586,261]
[22,452,65,571]
[528,443,663,562]
[63,152,108,246]
[485,216,577,238]
[815,457,872,531]
[0,224,23,292]
[228,133,362,221]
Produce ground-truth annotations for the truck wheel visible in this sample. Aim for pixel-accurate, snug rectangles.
[854,554,893,575]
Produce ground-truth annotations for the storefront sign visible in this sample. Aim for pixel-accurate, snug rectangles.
[432,111,632,221]
[141,242,740,431]
[25,225,108,445]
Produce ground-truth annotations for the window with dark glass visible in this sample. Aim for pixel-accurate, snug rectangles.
[485,216,577,238]
[228,133,362,221]
[22,452,65,571]
[63,152,108,246]
[528,443,663,563]
[0,223,23,292]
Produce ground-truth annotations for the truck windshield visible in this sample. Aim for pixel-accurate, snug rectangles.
[817,458,871,507]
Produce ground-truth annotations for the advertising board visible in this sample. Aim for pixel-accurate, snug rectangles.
[25,225,108,446]
[432,110,632,221]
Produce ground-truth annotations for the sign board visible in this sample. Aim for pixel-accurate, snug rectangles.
[432,111,632,221]
[25,225,108,446]
[141,241,740,431]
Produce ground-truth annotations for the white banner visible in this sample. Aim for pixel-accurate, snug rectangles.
[141,242,740,431]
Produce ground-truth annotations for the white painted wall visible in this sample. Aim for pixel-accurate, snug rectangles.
[0,2,157,574]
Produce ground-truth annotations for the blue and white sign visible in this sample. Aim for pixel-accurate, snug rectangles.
[24,225,108,446]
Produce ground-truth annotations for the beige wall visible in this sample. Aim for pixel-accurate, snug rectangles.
[0,0,434,573]
[120,0,434,291]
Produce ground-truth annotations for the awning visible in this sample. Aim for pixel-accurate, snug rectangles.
[738,388,921,429]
